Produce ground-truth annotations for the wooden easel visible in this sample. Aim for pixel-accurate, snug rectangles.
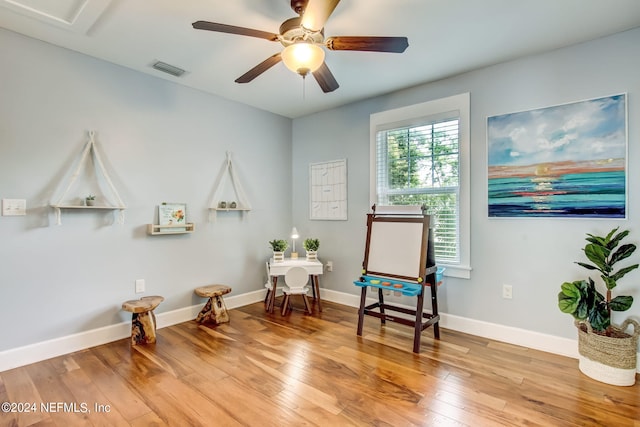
[355,205,440,353]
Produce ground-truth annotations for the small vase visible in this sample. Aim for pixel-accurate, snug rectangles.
[86,199,95,206]
[306,250,318,261]
[273,251,285,263]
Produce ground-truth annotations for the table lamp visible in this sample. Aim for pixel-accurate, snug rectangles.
[290,226,299,259]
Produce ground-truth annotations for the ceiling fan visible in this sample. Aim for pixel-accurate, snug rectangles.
[192,0,409,93]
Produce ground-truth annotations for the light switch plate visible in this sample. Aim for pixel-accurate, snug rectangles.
[2,199,26,216]
[135,279,145,293]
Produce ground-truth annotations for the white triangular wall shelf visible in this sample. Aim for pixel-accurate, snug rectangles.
[50,130,126,225]
[209,151,251,220]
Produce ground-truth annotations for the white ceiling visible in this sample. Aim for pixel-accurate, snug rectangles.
[2,0,640,118]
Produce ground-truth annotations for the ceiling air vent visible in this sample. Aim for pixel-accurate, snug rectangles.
[152,61,186,77]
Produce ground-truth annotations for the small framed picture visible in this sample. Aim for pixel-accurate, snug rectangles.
[158,203,187,230]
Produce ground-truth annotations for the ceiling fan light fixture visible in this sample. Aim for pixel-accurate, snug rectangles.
[281,42,325,76]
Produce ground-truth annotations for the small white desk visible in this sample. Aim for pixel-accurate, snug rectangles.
[267,258,323,313]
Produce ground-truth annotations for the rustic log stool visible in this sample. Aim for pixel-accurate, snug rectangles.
[194,284,232,325]
[121,295,164,345]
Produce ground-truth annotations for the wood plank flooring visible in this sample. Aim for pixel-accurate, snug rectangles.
[1,301,639,426]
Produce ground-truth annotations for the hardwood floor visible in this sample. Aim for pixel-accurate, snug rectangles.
[1,301,639,426]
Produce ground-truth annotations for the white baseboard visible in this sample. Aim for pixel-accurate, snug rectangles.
[0,290,264,372]
[322,288,638,371]
[2,288,637,373]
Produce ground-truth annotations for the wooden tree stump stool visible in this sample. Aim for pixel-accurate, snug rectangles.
[122,295,164,345]
[194,285,232,325]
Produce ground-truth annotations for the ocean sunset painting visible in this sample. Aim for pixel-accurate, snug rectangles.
[487,94,627,218]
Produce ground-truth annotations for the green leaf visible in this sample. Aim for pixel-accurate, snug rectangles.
[558,281,582,314]
[610,295,633,312]
[560,281,580,298]
[607,228,628,250]
[610,264,639,283]
[589,304,610,331]
[600,274,616,289]
[558,291,578,314]
[575,261,598,271]
[587,278,606,302]
[610,244,637,265]
[602,275,616,290]
[585,233,607,246]
[583,244,610,272]
[575,298,590,319]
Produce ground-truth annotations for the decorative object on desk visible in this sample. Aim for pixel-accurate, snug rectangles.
[219,201,227,209]
[158,202,187,232]
[230,201,237,209]
[269,239,288,262]
[290,227,300,259]
[557,227,639,386]
[85,194,96,206]
[303,237,319,260]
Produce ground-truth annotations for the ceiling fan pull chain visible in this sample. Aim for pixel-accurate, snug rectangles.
[302,74,306,100]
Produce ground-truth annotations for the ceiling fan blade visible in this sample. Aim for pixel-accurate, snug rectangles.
[192,21,279,41]
[312,62,339,93]
[301,0,341,32]
[235,53,282,84]
[326,36,409,53]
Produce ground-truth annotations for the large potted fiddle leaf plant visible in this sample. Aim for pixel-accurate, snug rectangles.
[557,227,639,386]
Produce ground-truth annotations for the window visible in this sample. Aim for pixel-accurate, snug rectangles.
[370,93,470,278]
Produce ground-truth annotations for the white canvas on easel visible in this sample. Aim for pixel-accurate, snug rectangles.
[367,221,424,278]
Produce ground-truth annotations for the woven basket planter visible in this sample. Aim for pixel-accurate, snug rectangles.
[576,319,639,386]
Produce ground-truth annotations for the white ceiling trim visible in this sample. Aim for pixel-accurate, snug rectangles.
[0,0,111,33]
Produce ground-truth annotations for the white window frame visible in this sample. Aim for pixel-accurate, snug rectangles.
[370,93,471,279]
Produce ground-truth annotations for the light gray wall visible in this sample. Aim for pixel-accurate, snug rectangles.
[3,25,640,355]
[292,27,640,340]
[0,28,292,351]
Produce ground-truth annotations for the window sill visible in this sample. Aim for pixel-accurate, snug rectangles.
[438,264,471,279]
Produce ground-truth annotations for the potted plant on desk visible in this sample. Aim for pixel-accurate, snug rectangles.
[303,238,320,261]
[85,194,96,206]
[269,239,288,263]
[557,227,639,386]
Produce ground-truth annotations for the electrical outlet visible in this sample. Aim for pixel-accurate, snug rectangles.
[326,261,333,272]
[135,279,145,294]
[502,284,512,299]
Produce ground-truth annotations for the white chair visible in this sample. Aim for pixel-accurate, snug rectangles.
[264,261,281,312]
[281,266,312,315]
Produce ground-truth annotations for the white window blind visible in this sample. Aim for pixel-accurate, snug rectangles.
[370,93,470,278]
[376,118,460,263]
